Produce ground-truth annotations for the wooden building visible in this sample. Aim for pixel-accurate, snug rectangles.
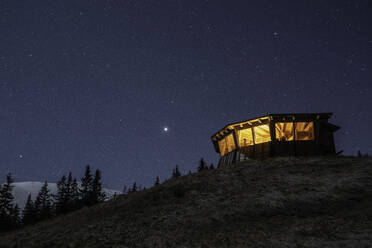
[211,113,340,166]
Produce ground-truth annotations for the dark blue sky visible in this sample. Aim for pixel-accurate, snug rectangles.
[1,0,371,189]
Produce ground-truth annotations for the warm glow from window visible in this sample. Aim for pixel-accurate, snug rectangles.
[218,138,227,156]
[238,128,254,147]
[253,124,271,144]
[275,122,294,141]
[295,122,314,140]
[225,133,236,153]
[218,134,236,156]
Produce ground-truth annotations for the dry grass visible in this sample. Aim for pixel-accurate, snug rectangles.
[1,156,372,248]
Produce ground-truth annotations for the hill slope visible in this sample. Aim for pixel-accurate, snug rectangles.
[1,156,372,248]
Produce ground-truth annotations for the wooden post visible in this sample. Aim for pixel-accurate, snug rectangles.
[314,119,320,154]
[269,119,276,157]
[251,126,256,158]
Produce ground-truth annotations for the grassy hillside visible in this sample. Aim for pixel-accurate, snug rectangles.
[1,156,372,248]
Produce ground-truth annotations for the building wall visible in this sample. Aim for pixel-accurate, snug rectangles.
[217,118,337,166]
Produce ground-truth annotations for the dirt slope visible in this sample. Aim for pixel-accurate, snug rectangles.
[1,156,372,248]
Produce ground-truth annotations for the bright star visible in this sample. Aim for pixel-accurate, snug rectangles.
[163,127,169,132]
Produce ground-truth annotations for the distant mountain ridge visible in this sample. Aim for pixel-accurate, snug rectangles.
[1,156,372,247]
[11,181,121,209]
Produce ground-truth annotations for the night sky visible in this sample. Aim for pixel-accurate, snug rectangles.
[1,0,371,189]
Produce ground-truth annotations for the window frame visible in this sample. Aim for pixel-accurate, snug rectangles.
[218,138,228,156]
[252,124,271,144]
[237,127,254,147]
[225,133,236,153]
[275,122,295,142]
[294,121,315,141]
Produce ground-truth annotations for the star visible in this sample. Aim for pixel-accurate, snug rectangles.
[19,154,23,159]
[163,127,169,132]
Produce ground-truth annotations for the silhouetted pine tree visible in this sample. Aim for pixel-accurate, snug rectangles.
[65,173,80,211]
[22,194,36,225]
[55,175,68,214]
[0,173,15,232]
[358,150,362,158]
[209,163,215,170]
[80,165,93,206]
[172,165,181,178]
[92,169,105,204]
[154,176,160,186]
[34,182,53,221]
[130,182,137,193]
[10,204,20,229]
[70,178,80,210]
[65,172,73,210]
[65,173,72,204]
[198,158,207,172]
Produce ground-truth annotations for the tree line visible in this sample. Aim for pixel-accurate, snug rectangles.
[124,158,215,193]
[0,165,105,233]
[1,157,214,233]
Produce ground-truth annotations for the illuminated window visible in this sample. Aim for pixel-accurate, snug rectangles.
[275,122,294,141]
[237,128,254,147]
[218,138,228,156]
[218,134,236,156]
[253,124,271,144]
[295,122,314,140]
[225,133,236,152]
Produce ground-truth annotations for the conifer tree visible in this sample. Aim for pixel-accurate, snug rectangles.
[0,174,14,212]
[55,175,68,214]
[10,204,20,229]
[34,182,53,221]
[209,163,215,170]
[154,176,160,186]
[92,169,105,204]
[80,165,93,206]
[65,172,80,211]
[65,172,72,210]
[358,150,362,158]
[172,165,181,178]
[0,173,15,232]
[66,172,72,199]
[131,182,137,193]
[22,193,36,225]
[198,158,207,172]
[70,178,80,210]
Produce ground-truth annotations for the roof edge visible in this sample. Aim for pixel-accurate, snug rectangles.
[211,112,333,140]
